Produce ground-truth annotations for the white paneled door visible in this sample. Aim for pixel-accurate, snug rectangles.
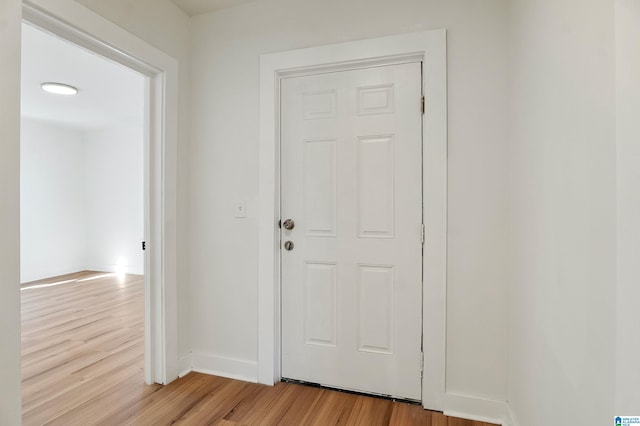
[281,62,423,400]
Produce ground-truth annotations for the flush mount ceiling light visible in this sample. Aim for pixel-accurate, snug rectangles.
[41,82,78,96]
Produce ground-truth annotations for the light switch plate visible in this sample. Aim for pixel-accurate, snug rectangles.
[234,201,247,218]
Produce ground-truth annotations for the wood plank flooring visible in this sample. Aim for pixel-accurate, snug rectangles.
[22,271,498,426]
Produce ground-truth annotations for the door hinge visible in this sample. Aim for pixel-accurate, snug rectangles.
[141,241,146,251]
[420,352,424,377]
[421,95,425,114]
[421,224,425,245]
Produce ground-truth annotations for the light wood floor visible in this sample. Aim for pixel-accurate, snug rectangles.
[22,271,498,426]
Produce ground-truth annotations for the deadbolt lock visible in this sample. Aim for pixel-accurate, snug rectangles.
[283,219,295,230]
[284,241,294,251]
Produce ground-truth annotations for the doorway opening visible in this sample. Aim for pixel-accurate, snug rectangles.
[19,22,148,423]
[19,0,180,403]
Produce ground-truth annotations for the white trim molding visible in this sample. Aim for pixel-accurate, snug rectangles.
[178,353,193,378]
[444,392,512,426]
[23,0,180,385]
[258,30,448,410]
[192,352,258,383]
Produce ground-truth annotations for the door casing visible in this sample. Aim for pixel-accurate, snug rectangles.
[22,0,180,385]
[258,30,448,410]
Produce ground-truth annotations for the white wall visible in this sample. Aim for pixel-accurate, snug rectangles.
[0,0,22,423]
[615,0,640,415]
[20,119,144,282]
[21,119,87,282]
[508,0,617,425]
[84,125,144,275]
[189,0,510,407]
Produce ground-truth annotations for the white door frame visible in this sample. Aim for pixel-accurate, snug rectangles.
[22,0,180,385]
[258,30,447,410]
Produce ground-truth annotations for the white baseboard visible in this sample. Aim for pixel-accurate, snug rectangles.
[178,353,193,378]
[191,352,258,383]
[444,392,510,425]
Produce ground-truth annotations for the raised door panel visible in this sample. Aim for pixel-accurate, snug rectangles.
[357,264,394,355]
[356,135,395,239]
[304,262,337,347]
[303,139,337,237]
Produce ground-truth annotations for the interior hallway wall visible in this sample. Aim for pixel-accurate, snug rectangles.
[188,0,511,406]
[0,0,22,423]
[615,0,640,415]
[508,0,617,424]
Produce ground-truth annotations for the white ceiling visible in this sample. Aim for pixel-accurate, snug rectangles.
[171,0,259,16]
[21,23,144,131]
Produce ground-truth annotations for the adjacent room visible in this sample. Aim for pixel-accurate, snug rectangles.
[19,22,147,424]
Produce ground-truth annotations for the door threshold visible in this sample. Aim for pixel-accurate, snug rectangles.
[280,377,422,405]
